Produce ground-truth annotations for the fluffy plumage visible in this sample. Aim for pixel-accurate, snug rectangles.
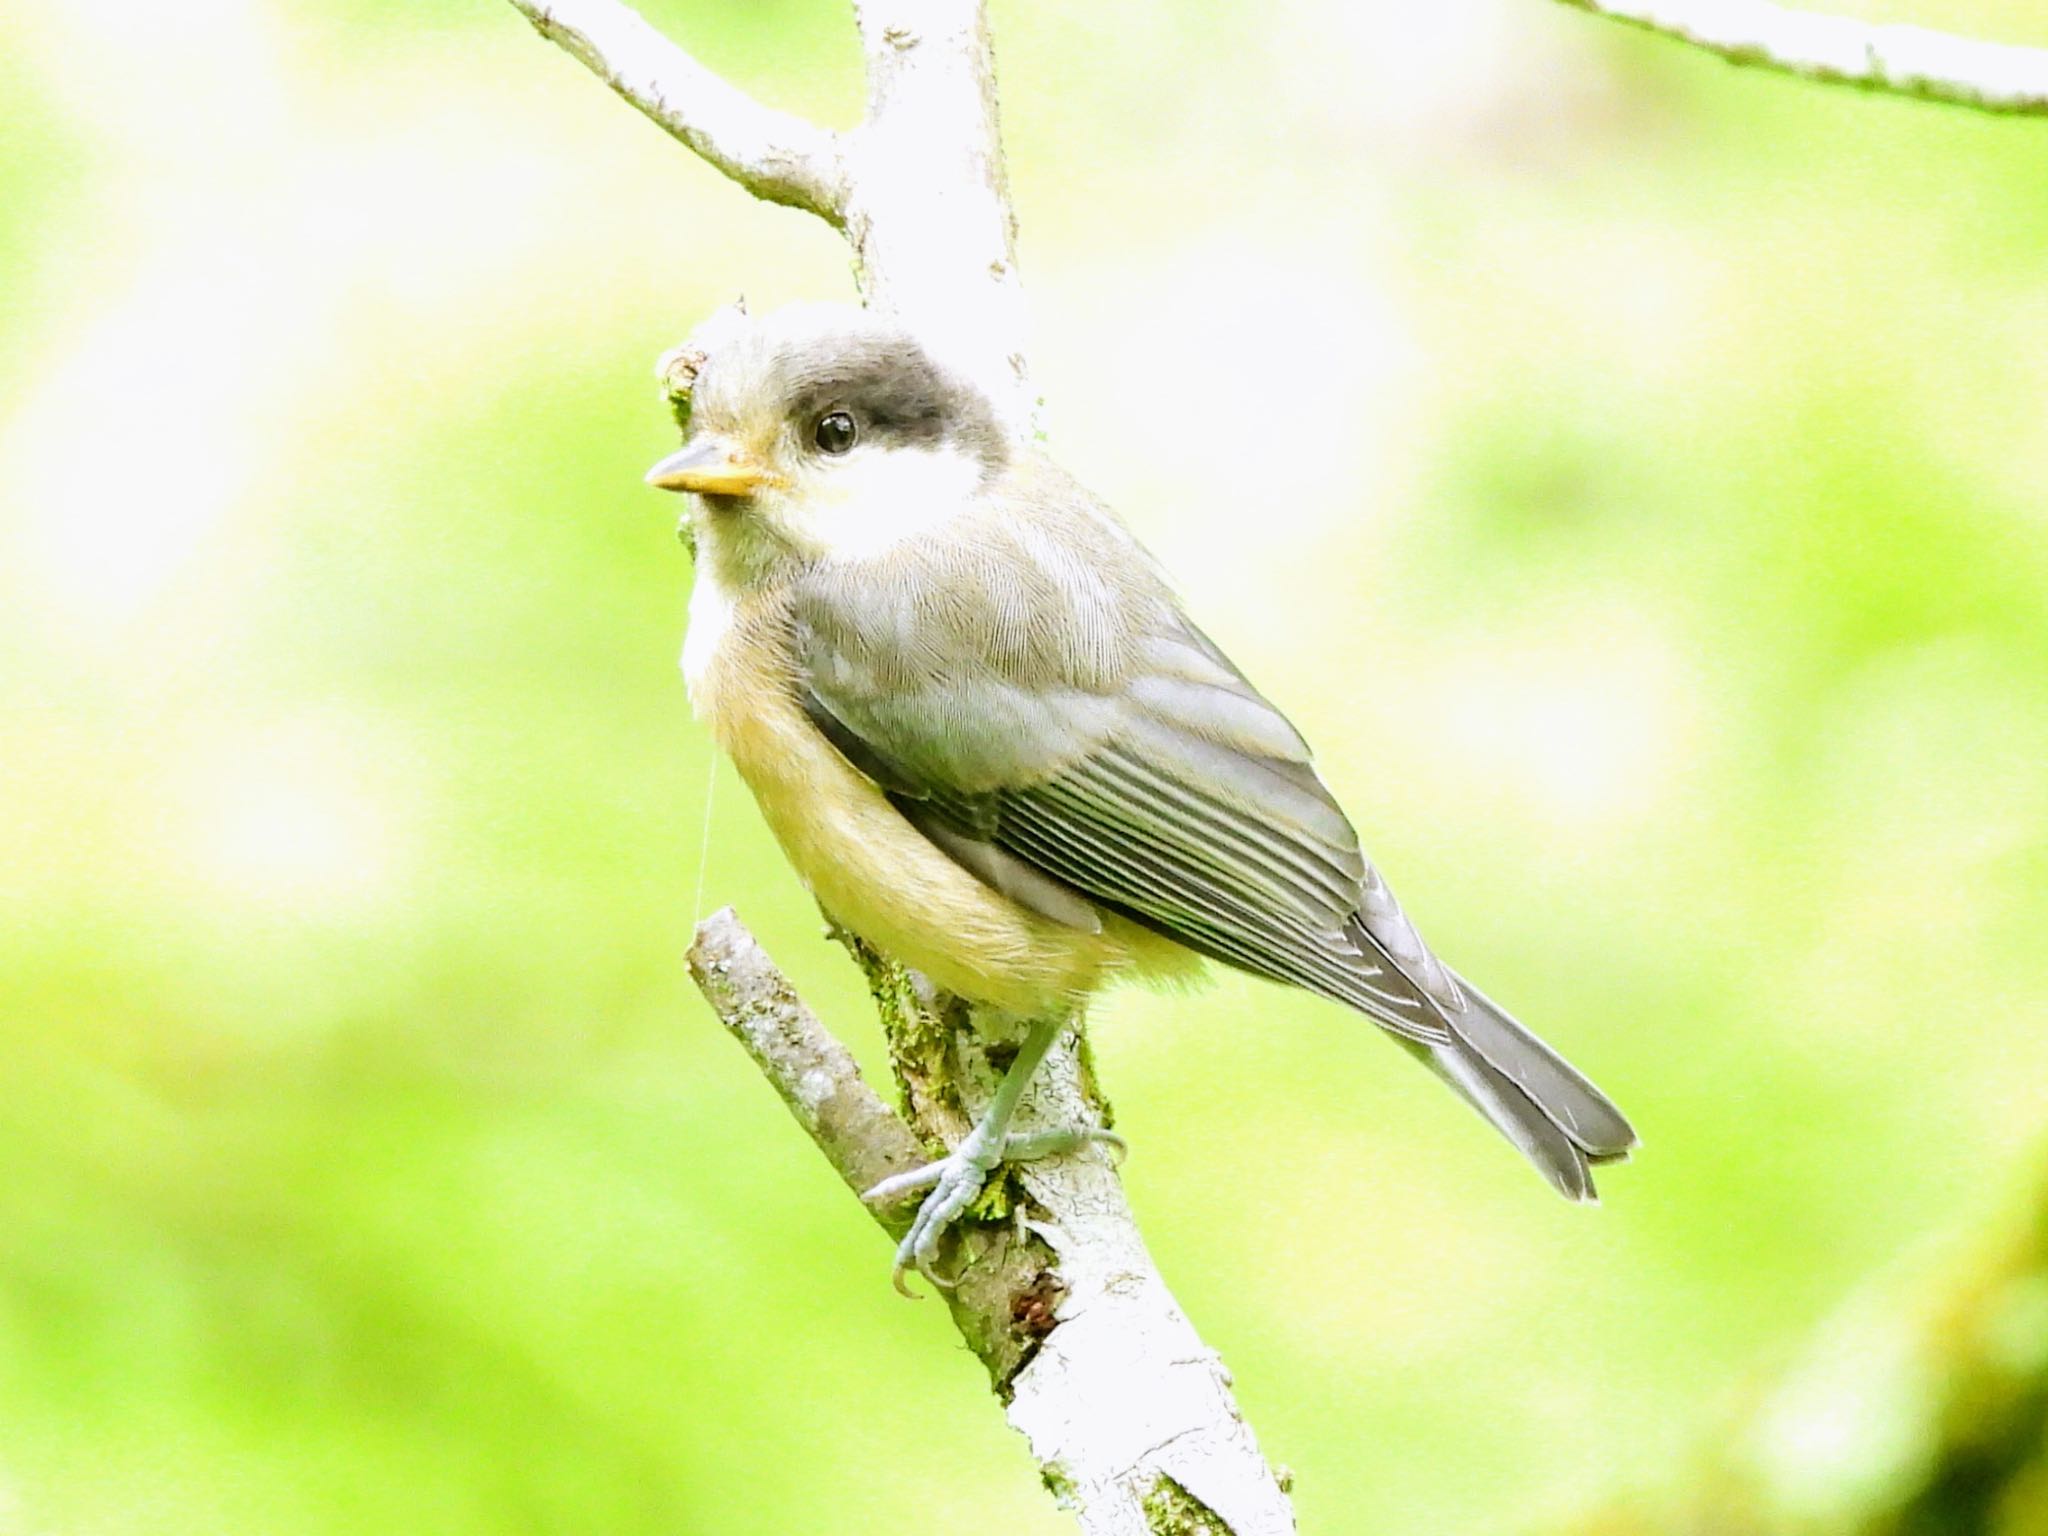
[661,302,1637,1200]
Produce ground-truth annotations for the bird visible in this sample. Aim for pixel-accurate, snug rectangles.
[645,300,1637,1292]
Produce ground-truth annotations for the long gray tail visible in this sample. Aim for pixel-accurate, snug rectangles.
[1416,972,1637,1203]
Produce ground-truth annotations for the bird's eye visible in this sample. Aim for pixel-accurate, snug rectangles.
[813,410,857,455]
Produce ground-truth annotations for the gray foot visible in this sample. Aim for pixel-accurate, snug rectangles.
[862,1125,1124,1296]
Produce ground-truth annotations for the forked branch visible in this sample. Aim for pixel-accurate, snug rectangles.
[508,0,1292,1528]
[687,911,1296,1533]
[508,0,847,215]
[510,0,1035,430]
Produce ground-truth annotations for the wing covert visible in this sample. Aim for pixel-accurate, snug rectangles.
[788,456,1452,1041]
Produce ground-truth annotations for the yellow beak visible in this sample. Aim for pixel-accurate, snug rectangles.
[644,438,782,496]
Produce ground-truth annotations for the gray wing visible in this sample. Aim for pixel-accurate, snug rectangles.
[789,460,1460,1044]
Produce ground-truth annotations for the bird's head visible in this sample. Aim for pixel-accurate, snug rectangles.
[646,302,1009,586]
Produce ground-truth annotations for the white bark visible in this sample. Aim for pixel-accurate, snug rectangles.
[1557,0,2048,116]
[843,0,1038,436]
[513,1,1295,1528]
[508,0,847,215]
[1002,1028,1297,1535]
[690,913,1296,1534]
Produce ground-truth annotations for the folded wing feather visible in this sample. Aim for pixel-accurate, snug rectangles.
[788,460,1458,1045]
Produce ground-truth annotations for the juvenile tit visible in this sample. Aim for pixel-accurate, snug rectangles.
[647,302,1636,1291]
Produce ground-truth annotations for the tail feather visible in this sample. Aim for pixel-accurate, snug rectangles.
[1400,975,1636,1202]
[1424,1038,1599,1202]
[1341,898,1637,1198]
[1443,970,1638,1161]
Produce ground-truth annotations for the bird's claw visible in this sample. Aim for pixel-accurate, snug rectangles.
[862,1125,1122,1297]
[869,1134,994,1299]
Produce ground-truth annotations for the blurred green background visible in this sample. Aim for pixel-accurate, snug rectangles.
[6,0,2048,1530]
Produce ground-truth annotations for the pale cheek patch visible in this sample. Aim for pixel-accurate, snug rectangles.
[791,444,986,561]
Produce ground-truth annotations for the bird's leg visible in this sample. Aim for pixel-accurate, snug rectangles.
[861,1012,1121,1296]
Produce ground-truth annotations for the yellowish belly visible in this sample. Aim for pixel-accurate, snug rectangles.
[690,594,1181,1015]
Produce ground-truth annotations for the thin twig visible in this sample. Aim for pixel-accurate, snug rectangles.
[1556,0,2048,116]
[686,909,927,1204]
[509,0,848,216]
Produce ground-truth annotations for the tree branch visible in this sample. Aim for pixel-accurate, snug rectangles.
[840,0,1037,433]
[688,910,1297,1534]
[512,0,1292,1524]
[508,0,847,217]
[1556,0,2048,116]
[686,907,926,1203]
